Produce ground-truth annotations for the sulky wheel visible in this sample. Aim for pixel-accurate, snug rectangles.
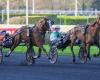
[49,46,58,64]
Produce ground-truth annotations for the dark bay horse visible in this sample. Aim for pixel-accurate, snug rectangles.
[84,20,100,59]
[68,26,85,63]
[3,17,54,64]
[62,26,85,63]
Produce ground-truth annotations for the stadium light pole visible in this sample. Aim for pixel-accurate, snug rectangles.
[7,0,10,26]
[75,0,78,16]
[32,0,34,14]
[26,0,28,25]
[1,10,4,23]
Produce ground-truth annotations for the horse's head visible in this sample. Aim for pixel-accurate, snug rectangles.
[36,17,54,32]
[96,14,100,25]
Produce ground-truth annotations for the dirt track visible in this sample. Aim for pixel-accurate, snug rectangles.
[0,53,100,80]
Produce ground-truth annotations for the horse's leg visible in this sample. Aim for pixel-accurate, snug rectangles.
[37,48,42,58]
[70,38,75,63]
[70,39,75,63]
[40,46,50,59]
[70,36,76,63]
[70,45,75,63]
[81,43,89,63]
[87,45,91,60]
[5,38,19,57]
[78,45,84,61]
[33,48,42,59]
[79,42,86,62]
[5,45,16,57]
[26,45,35,64]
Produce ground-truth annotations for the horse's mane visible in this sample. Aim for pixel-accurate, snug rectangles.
[95,25,100,37]
[84,21,97,35]
[84,25,89,35]
[92,21,97,27]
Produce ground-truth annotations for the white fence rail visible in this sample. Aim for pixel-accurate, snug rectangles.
[0,10,100,16]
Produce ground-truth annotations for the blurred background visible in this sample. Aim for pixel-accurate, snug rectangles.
[0,0,100,25]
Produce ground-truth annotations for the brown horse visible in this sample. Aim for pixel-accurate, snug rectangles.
[3,17,54,64]
[68,26,85,63]
[84,19,100,59]
[64,26,85,63]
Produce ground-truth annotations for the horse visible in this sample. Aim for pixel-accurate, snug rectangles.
[3,17,54,64]
[69,26,86,63]
[84,19,100,59]
[47,25,86,64]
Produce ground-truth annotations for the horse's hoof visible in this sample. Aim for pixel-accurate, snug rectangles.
[27,61,35,65]
[97,54,100,57]
[27,62,33,65]
[93,54,96,57]
[20,61,28,66]
[33,55,41,59]
[33,56,38,59]
[48,57,50,60]
[27,58,35,65]
[20,61,33,66]
[79,58,87,64]
[79,60,85,64]
[93,54,99,57]
[70,59,76,64]
[5,55,9,57]
[32,59,35,64]
[88,57,91,61]
[20,58,35,66]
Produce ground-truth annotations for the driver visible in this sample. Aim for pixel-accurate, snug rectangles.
[50,27,61,46]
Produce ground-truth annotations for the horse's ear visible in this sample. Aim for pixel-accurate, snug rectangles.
[41,19,45,24]
[44,16,49,20]
[36,19,45,28]
[39,19,45,23]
